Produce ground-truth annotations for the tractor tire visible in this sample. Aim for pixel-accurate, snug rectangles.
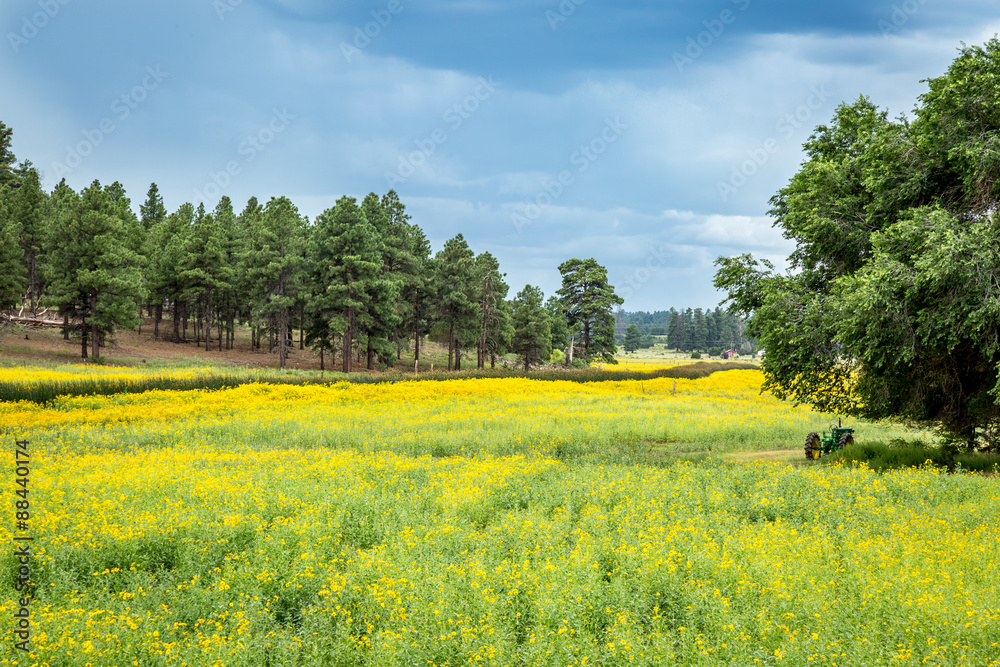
[805,432,820,460]
[838,432,854,450]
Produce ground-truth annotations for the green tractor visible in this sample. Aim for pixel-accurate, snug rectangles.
[804,419,854,460]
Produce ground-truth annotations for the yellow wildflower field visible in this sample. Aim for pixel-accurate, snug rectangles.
[1,365,997,666]
[1,368,906,457]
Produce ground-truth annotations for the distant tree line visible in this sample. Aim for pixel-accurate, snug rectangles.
[0,121,624,371]
[616,308,754,354]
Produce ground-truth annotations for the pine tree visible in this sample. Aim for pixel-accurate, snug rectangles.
[400,224,433,368]
[0,121,16,189]
[511,284,551,370]
[545,295,569,355]
[310,196,383,373]
[180,204,230,351]
[8,166,46,311]
[556,258,623,363]
[624,323,642,353]
[0,189,25,309]
[150,203,193,341]
[433,234,480,371]
[212,197,240,350]
[247,197,304,369]
[359,192,403,369]
[44,180,145,359]
[475,252,513,369]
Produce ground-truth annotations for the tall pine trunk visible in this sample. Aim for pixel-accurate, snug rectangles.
[173,298,180,341]
[447,323,454,371]
[205,290,213,352]
[81,316,88,359]
[90,289,99,360]
[343,308,353,373]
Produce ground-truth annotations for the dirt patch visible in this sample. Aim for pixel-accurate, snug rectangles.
[0,320,450,372]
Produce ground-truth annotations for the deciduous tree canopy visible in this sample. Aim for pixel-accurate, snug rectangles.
[715,39,1000,449]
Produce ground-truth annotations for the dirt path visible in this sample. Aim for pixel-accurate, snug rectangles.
[720,449,803,464]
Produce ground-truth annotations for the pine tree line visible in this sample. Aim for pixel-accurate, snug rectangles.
[0,121,624,370]
[618,308,754,354]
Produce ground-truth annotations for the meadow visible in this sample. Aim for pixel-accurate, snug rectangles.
[2,363,998,666]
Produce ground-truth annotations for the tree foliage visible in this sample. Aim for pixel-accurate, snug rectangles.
[556,258,623,364]
[715,39,1000,449]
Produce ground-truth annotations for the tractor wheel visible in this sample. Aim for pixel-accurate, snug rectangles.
[838,432,854,450]
[805,432,820,460]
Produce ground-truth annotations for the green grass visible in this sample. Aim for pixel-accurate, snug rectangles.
[823,438,1000,473]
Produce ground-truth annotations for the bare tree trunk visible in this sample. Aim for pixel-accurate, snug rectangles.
[90,289,99,360]
[448,323,454,371]
[154,305,161,340]
[173,299,180,341]
[81,317,88,359]
[63,313,70,341]
[279,310,288,369]
[205,291,213,352]
[343,308,353,373]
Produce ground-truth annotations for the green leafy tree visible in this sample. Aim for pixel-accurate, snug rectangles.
[556,258,623,364]
[623,323,642,353]
[511,284,551,370]
[715,38,1000,449]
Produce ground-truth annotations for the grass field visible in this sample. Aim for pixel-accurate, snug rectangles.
[2,362,998,666]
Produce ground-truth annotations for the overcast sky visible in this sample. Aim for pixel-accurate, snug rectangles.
[2,0,999,311]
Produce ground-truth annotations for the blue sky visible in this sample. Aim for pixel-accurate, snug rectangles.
[3,0,999,310]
